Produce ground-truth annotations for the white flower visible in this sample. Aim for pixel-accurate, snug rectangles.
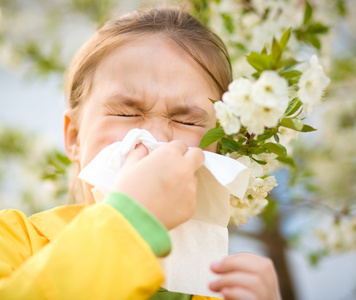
[223,73,289,136]
[277,126,298,146]
[230,197,269,226]
[214,101,241,134]
[236,156,265,178]
[298,55,330,115]
[242,104,285,135]
[223,78,255,117]
[315,217,356,253]
[230,205,249,225]
[249,197,269,215]
[252,71,290,111]
[253,153,279,173]
[251,176,278,198]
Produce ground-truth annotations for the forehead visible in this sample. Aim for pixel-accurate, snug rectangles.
[88,35,220,112]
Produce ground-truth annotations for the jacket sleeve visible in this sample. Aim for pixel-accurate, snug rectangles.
[0,192,170,299]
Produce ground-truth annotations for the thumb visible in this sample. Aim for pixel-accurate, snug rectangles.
[124,143,149,166]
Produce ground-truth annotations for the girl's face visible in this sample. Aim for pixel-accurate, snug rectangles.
[64,35,220,202]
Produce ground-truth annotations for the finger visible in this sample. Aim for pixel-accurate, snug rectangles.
[124,143,149,166]
[209,272,262,293]
[211,253,274,274]
[221,287,256,300]
[166,140,189,155]
[184,148,205,170]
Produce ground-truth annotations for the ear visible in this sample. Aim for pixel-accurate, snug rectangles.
[64,109,80,162]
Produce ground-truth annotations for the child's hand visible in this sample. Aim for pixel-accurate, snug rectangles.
[113,141,205,230]
[209,253,281,300]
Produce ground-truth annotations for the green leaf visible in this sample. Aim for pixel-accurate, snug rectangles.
[306,34,321,50]
[251,147,267,155]
[280,118,304,131]
[281,58,299,70]
[301,124,317,132]
[274,133,280,143]
[251,72,260,79]
[284,97,303,117]
[251,156,267,165]
[280,118,317,132]
[279,28,292,52]
[281,70,302,85]
[337,0,347,16]
[303,1,313,25]
[271,38,282,64]
[221,137,241,152]
[276,156,296,167]
[308,250,328,267]
[246,52,273,72]
[261,45,268,55]
[199,127,225,149]
[281,70,302,79]
[264,142,287,157]
[208,97,219,104]
[257,130,275,142]
[238,137,248,144]
[221,13,234,34]
[308,22,329,34]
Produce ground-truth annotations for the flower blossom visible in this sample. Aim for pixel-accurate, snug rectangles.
[251,176,278,198]
[298,55,331,115]
[219,71,289,136]
[315,217,356,253]
[214,101,241,134]
[253,153,279,173]
[229,155,278,225]
[223,78,255,117]
[230,197,269,226]
[243,105,284,135]
[236,156,265,177]
[252,70,289,110]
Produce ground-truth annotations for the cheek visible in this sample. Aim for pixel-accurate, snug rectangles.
[172,126,212,148]
[79,119,137,167]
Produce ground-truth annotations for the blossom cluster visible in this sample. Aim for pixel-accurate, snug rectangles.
[215,71,289,135]
[291,91,356,255]
[211,54,329,225]
[229,153,279,225]
[197,0,332,226]
[315,217,356,253]
[215,55,330,137]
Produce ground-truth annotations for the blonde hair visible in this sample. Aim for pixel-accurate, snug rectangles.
[65,7,232,111]
[64,6,232,202]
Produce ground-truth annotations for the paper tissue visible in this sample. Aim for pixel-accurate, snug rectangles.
[78,128,250,298]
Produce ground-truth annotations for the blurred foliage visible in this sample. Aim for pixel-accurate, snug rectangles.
[0,0,121,77]
[0,126,72,215]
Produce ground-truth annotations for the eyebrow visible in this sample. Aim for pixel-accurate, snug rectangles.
[104,93,210,119]
[104,94,144,109]
[168,105,209,120]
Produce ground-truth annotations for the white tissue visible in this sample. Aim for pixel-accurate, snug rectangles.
[78,128,250,298]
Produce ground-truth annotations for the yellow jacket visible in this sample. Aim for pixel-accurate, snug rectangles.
[0,192,219,300]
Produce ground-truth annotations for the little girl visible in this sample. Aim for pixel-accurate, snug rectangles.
[0,7,281,300]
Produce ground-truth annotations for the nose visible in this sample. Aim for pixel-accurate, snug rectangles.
[138,118,173,142]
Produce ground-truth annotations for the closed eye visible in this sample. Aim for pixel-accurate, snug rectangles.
[173,120,196,126]
[117,114,141,117]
